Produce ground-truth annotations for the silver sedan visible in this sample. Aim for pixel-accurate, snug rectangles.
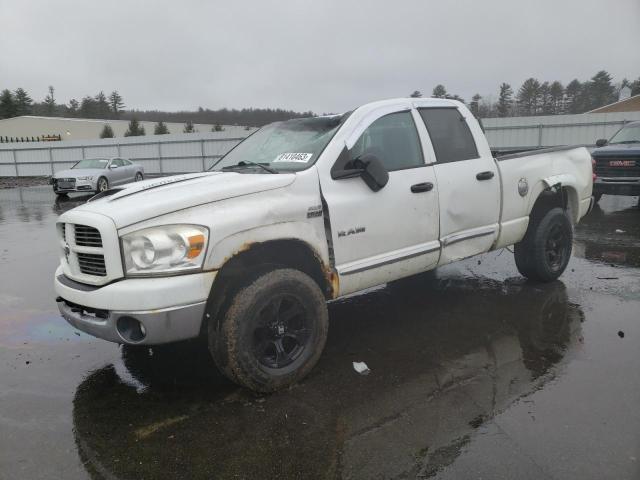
[52,157,144,195]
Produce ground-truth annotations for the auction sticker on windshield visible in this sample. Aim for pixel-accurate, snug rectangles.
[274,153,313,163]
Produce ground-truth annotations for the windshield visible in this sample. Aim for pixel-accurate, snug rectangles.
[211,115,345,172]
[73,158,109,169]
[609,125,640,144]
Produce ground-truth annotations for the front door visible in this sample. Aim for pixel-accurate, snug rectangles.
[319,109,440,295]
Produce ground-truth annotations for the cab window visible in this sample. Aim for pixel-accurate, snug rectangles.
[418,108,479,163]
[351,111,424,171]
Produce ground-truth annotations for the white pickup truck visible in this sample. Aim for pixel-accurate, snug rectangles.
[54,98,593,392]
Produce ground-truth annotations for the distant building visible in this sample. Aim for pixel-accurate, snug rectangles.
[588,94,640,114]
[0,116,254,141]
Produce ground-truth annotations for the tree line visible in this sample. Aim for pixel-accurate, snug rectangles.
[2,70,639,130]
[0,85,313,128]
[410,70,640,118]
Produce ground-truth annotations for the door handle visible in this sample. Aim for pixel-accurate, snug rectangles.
[476,171,495,181]
[411,182,434,193]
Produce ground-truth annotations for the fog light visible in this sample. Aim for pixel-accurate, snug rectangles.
[116,316,147,343]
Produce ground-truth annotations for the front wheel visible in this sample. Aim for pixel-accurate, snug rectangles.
[209,268,329,392]
[514,207,573,282]
[97,177,109,192]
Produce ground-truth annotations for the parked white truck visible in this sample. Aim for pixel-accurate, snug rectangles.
[54,98,594,392]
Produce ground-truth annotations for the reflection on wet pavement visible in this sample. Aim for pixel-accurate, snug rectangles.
[72,279,583,479]
[1,187,639,480]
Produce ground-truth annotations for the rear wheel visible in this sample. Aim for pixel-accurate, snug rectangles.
[97,177,109,192]
[593,192,603,203]
[135,172,143,181]
[514,207,573,282]
[208,268,328,392]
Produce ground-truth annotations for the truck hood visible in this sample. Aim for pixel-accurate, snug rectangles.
[54,168,104,178]
[592,143,640,158]
[72,172,295,228]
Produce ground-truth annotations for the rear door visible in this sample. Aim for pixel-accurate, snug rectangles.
[110,158,128,185]
[120,158,135,182]
[319,108,440,295]
[417,107,500,264]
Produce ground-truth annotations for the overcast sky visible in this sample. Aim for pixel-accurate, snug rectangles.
[1,0,639,114]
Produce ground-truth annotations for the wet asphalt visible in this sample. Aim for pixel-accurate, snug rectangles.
[0,185,639,480]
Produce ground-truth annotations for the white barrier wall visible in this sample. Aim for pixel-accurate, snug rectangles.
[0,131,249,177]
[3,112,640,175]
[482,111,640,149]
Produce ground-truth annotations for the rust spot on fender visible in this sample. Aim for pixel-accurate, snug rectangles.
[321,264,340,299]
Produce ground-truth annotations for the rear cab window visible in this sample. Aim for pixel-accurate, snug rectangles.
[418,108,479,163]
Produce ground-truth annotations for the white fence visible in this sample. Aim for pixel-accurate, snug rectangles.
[0,131,249,177]
[3,112,640,176]
[482,111,640,150]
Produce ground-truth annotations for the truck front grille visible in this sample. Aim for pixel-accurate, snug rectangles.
[74,225,103,247]
[76,252,107,276]
[594,158,640,178]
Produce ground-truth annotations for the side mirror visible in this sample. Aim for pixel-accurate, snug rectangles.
[331,146,389,192]
[354,154,389,192]
[109,164,118,169]
[595,138,608,147]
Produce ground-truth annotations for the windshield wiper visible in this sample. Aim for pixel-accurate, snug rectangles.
[610,140,640,145]
[221,161,278,174]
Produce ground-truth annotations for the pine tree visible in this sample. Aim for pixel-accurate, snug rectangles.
[68,99,79,116]
[99,124,114,138]
[183,120,195,133]
[109,91,125,118]
[409,90,422,98]
[548,81,564,114]
[585,70,617,111]
[79,96,97,118]
[154,121,170,134]
[43,86,56,116]
[124,118,145,136]
[94,91,110,118]
[517,78,541,116]
[0,89,16,118]
[432,84,447,98]
[470,94,482,116]
[497,83,513,117]
[564,79,582,113]
[13,88,33,116]
[630,77,640,96]
[539,82,553,115]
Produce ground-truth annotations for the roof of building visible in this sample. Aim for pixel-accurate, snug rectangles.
[588,94,640,114]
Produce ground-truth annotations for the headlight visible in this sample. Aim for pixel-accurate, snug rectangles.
[77,176,94,181]
[121,225,209,276]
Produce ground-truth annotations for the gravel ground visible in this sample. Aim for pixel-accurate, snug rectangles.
[0,176,50,189]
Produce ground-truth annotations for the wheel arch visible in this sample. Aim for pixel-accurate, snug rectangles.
[527,176,579,226]
[201,238,337,337]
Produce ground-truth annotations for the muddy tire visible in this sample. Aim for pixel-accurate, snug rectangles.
[209,268,328,392]
[514,207,573,282]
